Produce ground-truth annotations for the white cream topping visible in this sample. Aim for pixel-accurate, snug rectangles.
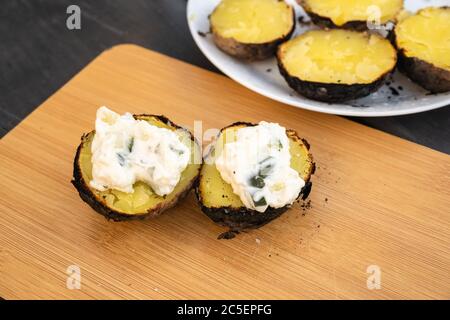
[90,107,190,196]
[215,121,304,212]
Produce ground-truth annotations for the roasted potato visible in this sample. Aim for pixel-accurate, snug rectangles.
[394,7,450,93]
[195,122,315,236]
[277,29,397,102]
[298,0,403,31]
[72,115,202,221]
[209,0,295,60]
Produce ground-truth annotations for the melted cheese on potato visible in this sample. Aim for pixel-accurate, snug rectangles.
[210,0,293,44]
[395,7,450,71]
[303,0,403,26]
[279,29,397,84]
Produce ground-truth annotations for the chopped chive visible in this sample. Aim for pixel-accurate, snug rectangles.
[170,145,184,155]
[278,140,283,151]
[259,164,273,178]
[250,175,265,189]
[128,138,134,153]
[253,197,267,207]
[259,156,274,178]
[117,153,126,166]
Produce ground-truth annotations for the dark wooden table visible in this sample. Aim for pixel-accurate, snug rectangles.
[2,0,449,153]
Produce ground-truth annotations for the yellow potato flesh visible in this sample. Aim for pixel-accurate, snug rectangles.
[396,7,450,71]
[210,0,293,44]
[279,29,397,84]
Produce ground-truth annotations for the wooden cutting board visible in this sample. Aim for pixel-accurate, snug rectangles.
[0,45,449,299]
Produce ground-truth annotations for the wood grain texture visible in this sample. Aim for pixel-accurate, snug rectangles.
[0,45,449,300]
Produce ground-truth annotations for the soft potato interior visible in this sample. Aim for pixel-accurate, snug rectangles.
[303,0,403,26]
[199,124,313,209]
[395,7,450,71]
[210,0,293,44]
[278,29,397,84]
[78,115,201,215]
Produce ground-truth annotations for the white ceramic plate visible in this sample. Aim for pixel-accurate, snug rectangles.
[187,0,450,117]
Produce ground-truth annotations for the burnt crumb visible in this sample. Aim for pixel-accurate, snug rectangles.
[300,200,312,211]
[324,197,328,203]
[269,254,272,257]
[197,31,210,37]
[218,230,240,240]
[388,96,392,100]
[389,86,400,96]
[385,81,391,86]
[398,86,403,91]
[317,224,320,228]
[298,15,312,26]
[266,68,272,73]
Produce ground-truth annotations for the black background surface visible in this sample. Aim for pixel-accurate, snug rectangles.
[1,0,449,154]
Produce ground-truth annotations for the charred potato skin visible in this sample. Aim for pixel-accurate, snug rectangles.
[72,115,201,222]
[396,52,450,93]
[210,6,296,61]
[195,122,315,232]
[277,52,394,102]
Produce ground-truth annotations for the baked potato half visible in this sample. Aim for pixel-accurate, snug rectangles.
[394,7,450,93]
[209,0,295,61]
[72,115,202,221]
[298,0,403,30]
[195,122,315,237]
[277,29,397,102]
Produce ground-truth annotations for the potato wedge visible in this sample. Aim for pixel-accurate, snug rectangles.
[394,7,450,93]
[195,122,314,236]
[277,29,397,102]
[210,0,295,60]
[72,115,202,221]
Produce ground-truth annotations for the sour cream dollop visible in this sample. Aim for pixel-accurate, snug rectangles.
[89,107,190,196]
[215,121,305,212]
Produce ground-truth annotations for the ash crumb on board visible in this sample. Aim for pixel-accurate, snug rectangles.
[255,238,261,245]
[301,199,312,209]
[266,68,272,73]
[197,30,210,37]
[153,288,159,292]
[218,230,239,240]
